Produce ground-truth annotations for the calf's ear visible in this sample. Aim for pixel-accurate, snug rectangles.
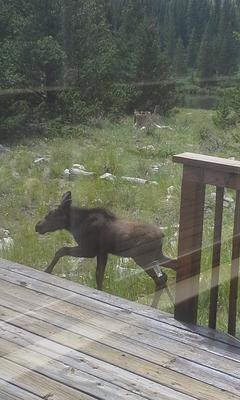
[61,191,72,210]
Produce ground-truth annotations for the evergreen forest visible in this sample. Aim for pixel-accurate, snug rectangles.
[1,0,240,128]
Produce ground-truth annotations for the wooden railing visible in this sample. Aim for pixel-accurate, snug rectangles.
[173,153,240,336]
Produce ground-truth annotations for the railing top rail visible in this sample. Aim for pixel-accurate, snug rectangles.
[173,152,240,175]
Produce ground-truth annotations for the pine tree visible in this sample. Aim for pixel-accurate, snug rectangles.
[20,0,64,106]
[216,0,239,75]
[187,28,199,68]
[174,37,187,76]
[197,26,215,81]
[164,1,177,64]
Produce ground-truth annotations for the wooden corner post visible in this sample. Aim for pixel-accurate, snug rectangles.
[173,153,240,335]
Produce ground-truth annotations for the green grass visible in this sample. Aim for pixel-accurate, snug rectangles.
[0,108,239,335]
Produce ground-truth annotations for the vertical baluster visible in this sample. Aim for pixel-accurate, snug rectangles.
[228,190,240,336]
[209,186,224,329]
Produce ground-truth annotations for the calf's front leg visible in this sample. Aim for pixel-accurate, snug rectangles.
[96,253,108,290]
[44,246,83,274]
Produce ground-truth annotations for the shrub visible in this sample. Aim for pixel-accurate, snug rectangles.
[213,90,239,129]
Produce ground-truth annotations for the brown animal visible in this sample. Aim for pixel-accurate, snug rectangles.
[35,191,177,307]
[133,110,152,128]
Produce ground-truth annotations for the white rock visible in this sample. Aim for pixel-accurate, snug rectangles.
[72,164,86,170]
[140,145,155,151]
[0,230,14,251]
[151,163,164,172]
[154,124,173,130]
[121,176,158,185]
[34,157,47,164]
[69,167,95,177]
[167,186,175,195]
[64,164,95,179]
[148,180,158,185]
[100,173,116,182]
[122,176,146,184]
[64,168,70,177]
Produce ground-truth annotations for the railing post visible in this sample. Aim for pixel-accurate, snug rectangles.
[173,153,240,334]
[174,165,205,324]
[228,190,240,336]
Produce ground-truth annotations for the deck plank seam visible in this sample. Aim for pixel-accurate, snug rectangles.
[1,272,240,366]
[2,261,239,349]
[1,290,240,383]
[1,279,240,371]
[1,303,240,398]
[1,265,239,350]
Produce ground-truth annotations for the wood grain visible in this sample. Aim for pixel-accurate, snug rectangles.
[0,260,240,400]
[1,259,239,348]
[173,152,240,175]
[174,166,205,323]
[209,187,224,329]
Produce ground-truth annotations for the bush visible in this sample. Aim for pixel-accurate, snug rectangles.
[102,85,139,118]
[56,90,100,123]
[213,90,240,129]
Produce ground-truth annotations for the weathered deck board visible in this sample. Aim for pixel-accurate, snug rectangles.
[0,326,193,400]
[0,278,240,379]
[0,259,240,400]
[1,258,238,348]
[2,258,238,347]
[0,261,239,352]
[0,378,43,400]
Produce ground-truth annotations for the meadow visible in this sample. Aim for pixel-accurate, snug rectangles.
[0,108,239,335]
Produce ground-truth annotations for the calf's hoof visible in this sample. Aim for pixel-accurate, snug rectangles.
[156,271,168,290]
[44,266,52,274]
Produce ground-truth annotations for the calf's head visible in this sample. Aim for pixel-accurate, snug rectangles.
[35,191,72,234]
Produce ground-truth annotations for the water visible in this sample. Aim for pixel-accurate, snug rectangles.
[183,94,218,110]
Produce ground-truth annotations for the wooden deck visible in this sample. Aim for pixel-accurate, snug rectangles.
[0,259,240,400]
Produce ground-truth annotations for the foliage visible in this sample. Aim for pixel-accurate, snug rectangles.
[2,0,240,128]
[213,89,240,129]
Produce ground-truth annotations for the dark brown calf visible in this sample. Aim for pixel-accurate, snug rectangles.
[35,191,177,307]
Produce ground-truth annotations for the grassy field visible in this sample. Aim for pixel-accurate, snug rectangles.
[0,108,239,335]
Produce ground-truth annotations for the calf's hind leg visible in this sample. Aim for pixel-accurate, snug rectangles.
[133,256,168,308]
[145,265,168,308]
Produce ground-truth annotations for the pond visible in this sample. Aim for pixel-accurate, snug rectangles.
[183,94,219,110]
